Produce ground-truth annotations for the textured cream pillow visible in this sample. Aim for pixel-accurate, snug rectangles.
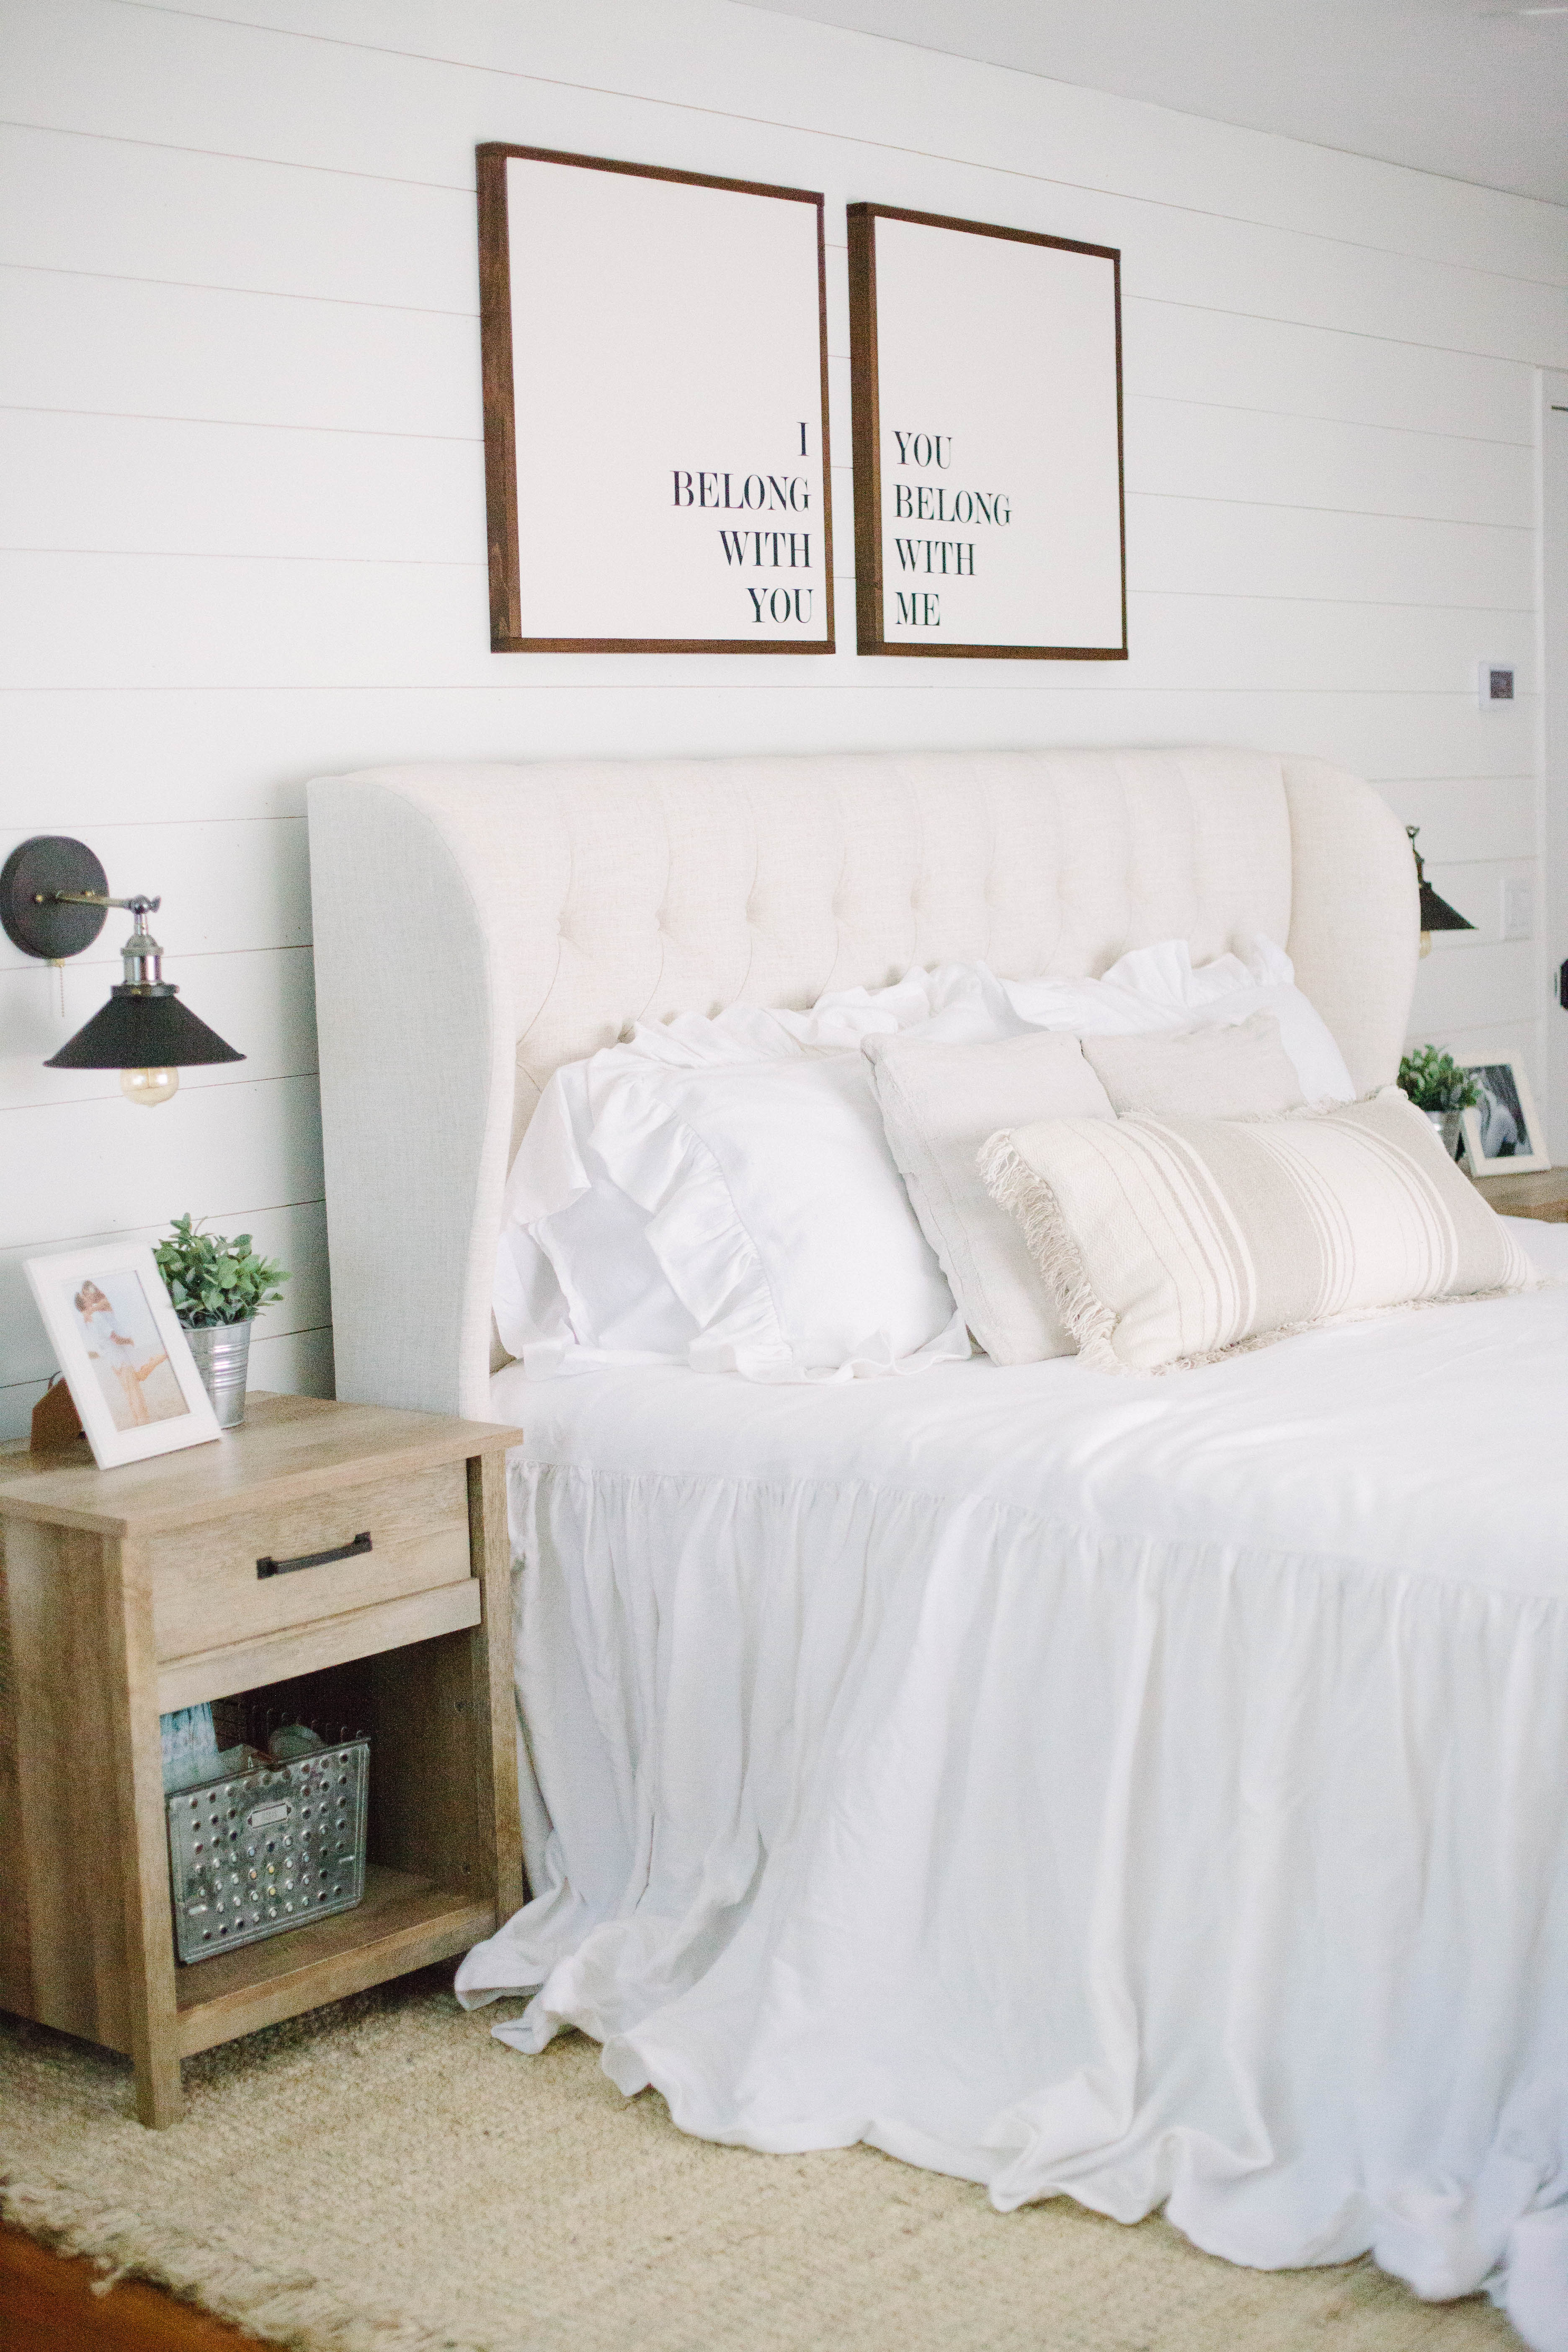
[979,1092,1533,1375]
[1082,1013,1304,1117]
[864,1029,1115,1364]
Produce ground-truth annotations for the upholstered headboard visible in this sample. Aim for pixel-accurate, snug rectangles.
[306,747,1417,1420]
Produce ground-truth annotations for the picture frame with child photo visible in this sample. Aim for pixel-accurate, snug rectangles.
[24,1240,222,1469]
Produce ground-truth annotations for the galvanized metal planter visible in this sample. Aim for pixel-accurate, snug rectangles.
[184,1318,253,1428]
[1425,1108,1464,1161]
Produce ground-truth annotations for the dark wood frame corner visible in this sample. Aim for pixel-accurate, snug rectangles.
[845,200,1128,663]
[476,142,835,656]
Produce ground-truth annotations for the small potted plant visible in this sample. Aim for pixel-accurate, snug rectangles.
[1397,1046,1481,1162]
[155,1215,288,1429]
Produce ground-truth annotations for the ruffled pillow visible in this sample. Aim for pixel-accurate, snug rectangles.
[495,963,1010,1380]
[1004,937,1355,1104]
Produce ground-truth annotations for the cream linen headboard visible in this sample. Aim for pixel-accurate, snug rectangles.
[305,747,1417,1420]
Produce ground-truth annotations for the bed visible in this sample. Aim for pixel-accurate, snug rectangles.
[307,748,1568,2348]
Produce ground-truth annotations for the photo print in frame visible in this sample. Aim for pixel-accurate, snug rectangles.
[24,1240,222,1470]
[846,204,1126,659]
[1458,1055,1550,1176]
[477,144,834,653]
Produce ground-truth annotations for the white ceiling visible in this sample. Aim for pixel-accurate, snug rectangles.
[737,0,1568,207]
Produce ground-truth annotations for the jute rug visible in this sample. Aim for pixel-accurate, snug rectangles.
[0,1969,1522,2352]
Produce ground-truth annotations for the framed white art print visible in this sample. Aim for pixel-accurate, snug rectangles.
[477,143,834,654]
[1458,1055,1550,1176]
[25,1241,222,1469]
[846,202,1126,660]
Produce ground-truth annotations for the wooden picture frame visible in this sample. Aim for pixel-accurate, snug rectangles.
[846,203,1126,660]
[24,1242,222,1470]
[477,144,834,654]
[1458,1055,1551,1176]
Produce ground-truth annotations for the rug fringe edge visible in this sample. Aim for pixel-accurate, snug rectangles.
[2,2167,484,2352]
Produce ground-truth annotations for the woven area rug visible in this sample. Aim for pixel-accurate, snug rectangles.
[0,1970,1523,2352]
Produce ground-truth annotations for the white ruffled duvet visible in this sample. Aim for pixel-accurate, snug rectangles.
[459,1223,1568,2348]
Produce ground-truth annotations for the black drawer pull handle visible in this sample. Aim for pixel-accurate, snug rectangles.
[256,1531,373,1580]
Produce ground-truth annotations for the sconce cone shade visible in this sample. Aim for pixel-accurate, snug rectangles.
[45,985,244,1070]
[1418,882,1475,935]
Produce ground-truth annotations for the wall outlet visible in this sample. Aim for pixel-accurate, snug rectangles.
[1480,661,1516,709]
[1502,875,1533,941]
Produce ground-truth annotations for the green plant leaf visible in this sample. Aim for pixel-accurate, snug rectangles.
[1398,1046,1483,1114]
[154,1211,291,1323]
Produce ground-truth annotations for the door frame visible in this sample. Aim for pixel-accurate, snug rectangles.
[1540,369,1568,1162]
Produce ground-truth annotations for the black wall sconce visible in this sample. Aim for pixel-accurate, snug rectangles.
[1406,826,1475,960]
[2,835,243,1107]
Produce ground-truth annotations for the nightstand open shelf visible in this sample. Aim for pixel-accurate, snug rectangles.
[0,1392,524,2127]
[168,1629,506,2051]
[175,1864,494,2055]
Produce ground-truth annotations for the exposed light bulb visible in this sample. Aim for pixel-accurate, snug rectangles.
[121,1066,180,1108]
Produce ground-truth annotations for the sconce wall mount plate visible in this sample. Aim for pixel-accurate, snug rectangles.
[1,836,111,959]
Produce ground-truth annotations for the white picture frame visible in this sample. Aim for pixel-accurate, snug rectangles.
[1458,1055,1551,1177]
[477,143,834,654]
[25,1241,222,1469]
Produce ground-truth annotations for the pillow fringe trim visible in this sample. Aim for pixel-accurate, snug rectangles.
[979,1127,1545,1379]
[977,1132,1121,1372]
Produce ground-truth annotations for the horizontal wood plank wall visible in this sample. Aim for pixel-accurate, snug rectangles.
[3,0,1566,1432]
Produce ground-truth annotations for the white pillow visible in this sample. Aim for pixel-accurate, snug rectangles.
[593,1052,967,1380]
[1004,938,1355,1105]
[864,1028,1115,1365]
[1081,1013,1305,1119]
[495,965,999,1380]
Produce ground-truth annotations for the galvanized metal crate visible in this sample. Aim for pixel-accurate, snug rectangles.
[167,1738,369,1964]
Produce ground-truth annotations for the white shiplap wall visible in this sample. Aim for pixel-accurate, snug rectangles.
[3,0,1565,1435]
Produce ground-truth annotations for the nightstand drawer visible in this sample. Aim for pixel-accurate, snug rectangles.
[151,1461,471,1662]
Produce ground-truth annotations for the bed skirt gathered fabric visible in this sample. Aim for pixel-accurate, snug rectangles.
[458,1245,1568,2351]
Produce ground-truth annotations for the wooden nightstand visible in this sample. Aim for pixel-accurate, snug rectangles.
[0,1392,524,2127]
[1473,1166,1568,1223]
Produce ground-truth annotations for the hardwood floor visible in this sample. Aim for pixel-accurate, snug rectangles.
[0,2226,266,2350]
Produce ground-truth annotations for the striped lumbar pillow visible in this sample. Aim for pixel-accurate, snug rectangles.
[979,1091,1534,1375]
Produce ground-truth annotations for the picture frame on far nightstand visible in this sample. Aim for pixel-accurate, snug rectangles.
[25,1240,222,1469]
[1458,1055,1550,1178]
